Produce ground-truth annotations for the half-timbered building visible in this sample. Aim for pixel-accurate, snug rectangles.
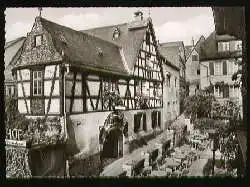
[13,11,178,170]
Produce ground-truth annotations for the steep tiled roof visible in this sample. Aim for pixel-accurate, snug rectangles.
[199,31,241,61]
[159,41,186,63]
[4,37,26,82]
[158,45,180,69]
[16,17,129,76]
[80,19,149,71]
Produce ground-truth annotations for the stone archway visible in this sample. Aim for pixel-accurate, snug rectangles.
[99,110,128,161]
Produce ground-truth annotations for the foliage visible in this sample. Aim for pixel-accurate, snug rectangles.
[184,93,215,122]
[5,96,65,146]
[211,99,240,120]
[103,89,124,110]
[194,118,228,134]
[5,96,30,130]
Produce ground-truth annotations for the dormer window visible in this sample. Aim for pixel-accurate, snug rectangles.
[112,27,120,40]
[35,35,42,47]
[218,41,229,52]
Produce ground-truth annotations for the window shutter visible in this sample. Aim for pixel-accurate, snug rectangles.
[151,111,156,129]
[223,61,227,75]
[158,112,161,127]
[143,113,147,131]
[218,42,222,51]
[209,62,214,75]
[223,85,229,98]
[134,114,140,133]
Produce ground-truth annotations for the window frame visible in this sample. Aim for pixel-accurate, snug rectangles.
[33,70,43,96]
[34,34,43,47]
[214,62,222,75]
[192,55,198,61]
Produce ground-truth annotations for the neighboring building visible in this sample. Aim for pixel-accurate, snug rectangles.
[4,37,26,97]
[199,31,242,115]
[158,41,186,114]
[12,12,179,172]
[185,36,205,96]
[158,48,180,128]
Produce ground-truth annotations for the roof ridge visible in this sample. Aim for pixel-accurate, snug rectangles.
[80,22,128,32]
[40,17,122,49]
[5,36,26,49]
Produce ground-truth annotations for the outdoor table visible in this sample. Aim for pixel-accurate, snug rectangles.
[164,158,179,169]
[150,170,167,177]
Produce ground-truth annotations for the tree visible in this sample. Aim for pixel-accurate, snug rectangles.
[184,93,215,122]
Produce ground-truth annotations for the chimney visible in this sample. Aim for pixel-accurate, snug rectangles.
[134,10,143,21]
[191,37,194,46]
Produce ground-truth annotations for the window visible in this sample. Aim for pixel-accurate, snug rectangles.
[175,77,177,87]
[235,41,242,51]
[151,111,161,129]
[192,55,198,61]
[166,73,171,87]
[214,85,221,97]
[35,35,42,47]
[223,85,229,98]
[197,69,200,75]
[134,113,146,133]
[33,71,43,96]
[209,62,214,75]
[214,62,222,75]
[218,42,229,52]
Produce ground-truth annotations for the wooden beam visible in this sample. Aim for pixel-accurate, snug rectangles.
[69,72,77,113]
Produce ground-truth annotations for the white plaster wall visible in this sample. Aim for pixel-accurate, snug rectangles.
[69,108,163,156]
[70,112,111,154]
[17,83,23,97]
[18,99,27,113]
[88,81,100,96]
[72,99,83,112]
[45,98,60,114]
[44,65,59,79]
[118,85,127,97]
[44,81,51,96]
[20,69,30,80]
[74,82,82,96]
[162,63,180,126]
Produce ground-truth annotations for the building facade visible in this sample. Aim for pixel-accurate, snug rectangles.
[12,12,179,170]
[4,37,26,97]
[158,41,186,114]
[199,31,242,116]
[185,36,205,96]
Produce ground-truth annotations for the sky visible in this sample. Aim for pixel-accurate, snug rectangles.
[5,7,215,46]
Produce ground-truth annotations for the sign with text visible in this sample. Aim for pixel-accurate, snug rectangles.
[5,139,27,147]
[6,128,23,140]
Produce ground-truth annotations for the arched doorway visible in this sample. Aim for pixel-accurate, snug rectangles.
[99,109,128,163]
[102,128,123,158]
